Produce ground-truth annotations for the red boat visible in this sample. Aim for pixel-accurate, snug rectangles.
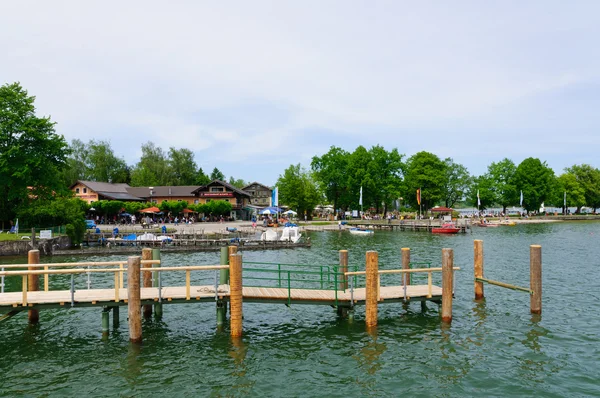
[432,222,461,234]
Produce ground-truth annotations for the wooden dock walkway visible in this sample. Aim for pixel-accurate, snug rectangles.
[345,220,470,233]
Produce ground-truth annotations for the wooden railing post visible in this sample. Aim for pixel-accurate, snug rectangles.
[401,248,411,286]
[152,248,162,318]
[28,250,40,324]
[530,245,542,314]
[339,250,348,291]
[441,248,454,323]
[127,256,142,343]
[229,253,243,337]
[474,240,484,300]
[142,248,153,319]
[365,251,379,328]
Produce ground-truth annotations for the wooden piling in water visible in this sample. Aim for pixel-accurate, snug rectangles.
[113,306,119,328]
[339,250,348,290]
[441,248,454,323]
[217,247,228,327]
[152,248,162,318]
[27,250,40,324]
[401,248,411,286]
[229,253,243,337]
[474,240,484,300]
[142,248,153,319]
[127,256,142,343]
[102,307,110,337]
[365,251,379,328]
[530,245,542,314]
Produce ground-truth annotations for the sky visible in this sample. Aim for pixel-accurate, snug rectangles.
[2,1,599,186]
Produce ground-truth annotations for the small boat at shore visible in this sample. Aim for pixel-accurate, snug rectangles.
[432,223,460,234]
[349,228,374,235]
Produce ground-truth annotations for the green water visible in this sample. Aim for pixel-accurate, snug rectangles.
[1,223,599,397]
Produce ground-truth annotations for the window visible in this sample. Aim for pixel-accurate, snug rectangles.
[210,187,224,192]
[194,200,199,204]
[224,199,229,202]
[83,188,87,193]
[75,188,80,193]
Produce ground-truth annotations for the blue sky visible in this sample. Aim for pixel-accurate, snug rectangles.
[2,1,599,186]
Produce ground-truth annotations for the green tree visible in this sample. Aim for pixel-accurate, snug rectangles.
[61,139,89,186]
[87,140,129,183]
[130,142,171,186]
[195,167,211,185]
[0,82,70,227]
[513,158,555,213]
[403,151,446,211]
[210,167,226,181]
[169,147,198,185]
[442,158,471,208]
[346,146,372,210]
[487,158,518,213]
[366,146,403,214]
[468,174,495,210]
[553,173,585,213]
[564,164,600,212]
[159,200,188,216]
[311,146,350,211]
[228,176,247,188]
[277,164,321,219]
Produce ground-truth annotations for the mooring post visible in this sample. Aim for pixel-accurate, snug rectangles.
[229,253,243,337]
[152,248,162,319]
[217,247,228,327]
[474,240,484,300]
[127,256,142,343]
[27,249,40,324]
[401,247,411,286]
[530,245,542,314]
[365,251,379,328]
[142,248,153,319]
[441,248,454,323]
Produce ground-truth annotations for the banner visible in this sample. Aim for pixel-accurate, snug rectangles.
[359,186,363,206]
[564,191,566,207]
[271,187,279,207]
[520,190,523,206]
[477,190,480,207]
[416,188,421,205]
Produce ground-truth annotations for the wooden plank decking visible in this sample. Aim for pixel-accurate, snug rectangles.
[0,284,443,309]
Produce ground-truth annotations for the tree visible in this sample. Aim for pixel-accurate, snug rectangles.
[442,158,471,208]
[277,164,321,219]
[61,139,89,186]
[346,146,372,210]
[311,146,350,212]
[228,176,247,188]
[403,151,446,210]
[565,164,600,212]
[468,174,495,210]
[195,167,211,186]
[487,158,518,213]
[210,167,226,181]
[0,82,70,227]
[513,158,555,213]
[87,140,129,183]
[169,147,198,185]
[553,173,585,213]
[366,146,403,214]
[130,142,171,186]
[159,200,188,216]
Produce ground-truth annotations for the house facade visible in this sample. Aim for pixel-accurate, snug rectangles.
[242,182,272,207]
[69,181,143,204]
[191,180,251,220]
[125,186,200,205]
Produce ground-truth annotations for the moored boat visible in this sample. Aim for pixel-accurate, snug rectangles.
[349,227,374,235]
[431,223,460,234]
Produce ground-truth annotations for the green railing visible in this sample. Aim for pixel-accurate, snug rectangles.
[242,261,361,306]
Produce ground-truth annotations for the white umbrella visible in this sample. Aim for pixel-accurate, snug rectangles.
[260,209,274,215]
[284,210,297,215]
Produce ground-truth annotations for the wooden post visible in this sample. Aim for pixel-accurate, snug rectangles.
[142,248,153,319]
[401,248,411,286]
[152,248,162,318]
[441,248,454,323]
[365,251,379,328]
[530,245,542,314]
[27,249,40,324]
[217,247,228,327]
[474,240,484,300]
[339,250,348,290]
[229,253,243,337]
[113,306,120,328]
[127,256,142,343]
[102,307,110,337]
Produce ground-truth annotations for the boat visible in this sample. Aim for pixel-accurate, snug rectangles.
[499,220,516,226]
[280,226,301,243]
[349,228,374,235]
[431,223,461,234]
[260,229,278,241]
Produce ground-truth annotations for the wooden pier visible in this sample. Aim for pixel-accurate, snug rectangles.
[0,247,459,340]
[345,219,470,233]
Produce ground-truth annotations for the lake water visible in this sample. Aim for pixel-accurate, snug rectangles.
[1,222,599,397]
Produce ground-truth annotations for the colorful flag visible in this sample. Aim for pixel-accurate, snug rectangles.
[416,188,421,205]
[359,186,363,206]
[15,218,19,235]
[564,191,566,208]
[477,190,480,207]
[271,187,279,207]
[520,190,523,206]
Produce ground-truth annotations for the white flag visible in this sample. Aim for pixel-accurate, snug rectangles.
[520,190,523,206]
[477,190,480,207]
[359,186,363,206]
[564,191,566,207]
